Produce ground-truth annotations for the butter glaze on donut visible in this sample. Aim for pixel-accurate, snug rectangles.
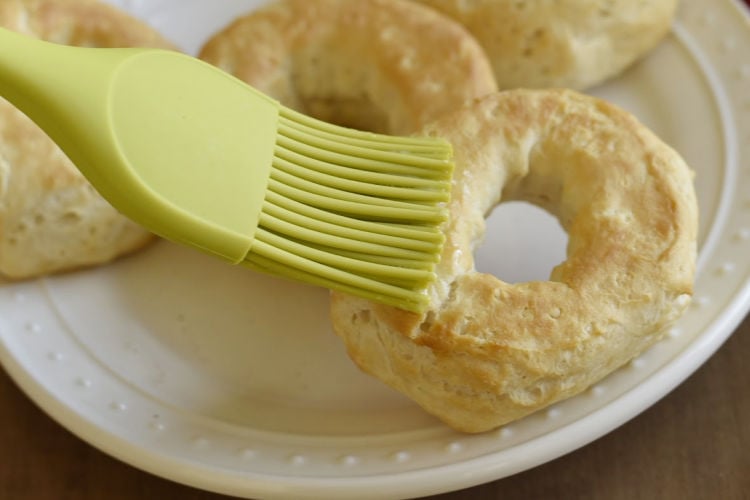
[331,89,698,433]
[410,0,679,90]
[198,0,498,134]
[0,0,175,279]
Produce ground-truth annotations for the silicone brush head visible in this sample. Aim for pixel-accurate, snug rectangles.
[248,107,452,311]
[0,29,452,312]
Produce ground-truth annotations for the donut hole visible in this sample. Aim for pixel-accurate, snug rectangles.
[474,201,567,284]
[281,47,397,133]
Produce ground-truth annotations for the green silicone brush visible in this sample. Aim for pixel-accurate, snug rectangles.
[0,28,452,312]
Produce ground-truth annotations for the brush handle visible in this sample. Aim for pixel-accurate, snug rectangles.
[0,28,280,263]
[0,28,138,164]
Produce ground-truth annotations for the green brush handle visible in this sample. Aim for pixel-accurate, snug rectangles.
[0,28,279,263]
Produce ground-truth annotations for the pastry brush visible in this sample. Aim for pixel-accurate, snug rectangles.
[0,28,452,312]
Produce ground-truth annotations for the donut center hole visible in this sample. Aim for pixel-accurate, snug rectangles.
[474,201,568,283]
[285,49,393,133]
[296,93,390,133]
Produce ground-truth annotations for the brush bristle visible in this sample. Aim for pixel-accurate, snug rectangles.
[241,106,453,312]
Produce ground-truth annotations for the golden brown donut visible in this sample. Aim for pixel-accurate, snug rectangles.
[410,0,679,90]
[331,89,698,433]
[0,0,175,279]
[198,0,498,134]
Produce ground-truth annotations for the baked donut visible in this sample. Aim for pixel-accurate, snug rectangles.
[410,0,679,90]
[0,0,175,279]
[331,89,698,433]
[198,0,498,135]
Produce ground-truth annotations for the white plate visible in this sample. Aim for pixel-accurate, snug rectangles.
[2,0,750,498]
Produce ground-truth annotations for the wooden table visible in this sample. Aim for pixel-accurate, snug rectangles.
[2,310,748,500]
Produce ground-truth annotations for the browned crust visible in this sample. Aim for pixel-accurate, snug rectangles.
[198,0,498,134]
[411,0,679,90]
[331,89,698,432]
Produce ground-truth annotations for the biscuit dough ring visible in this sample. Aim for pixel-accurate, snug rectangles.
[410,0,679,90]
[0,0,174,279]
[198,0,498,135]
[331,89,698,433]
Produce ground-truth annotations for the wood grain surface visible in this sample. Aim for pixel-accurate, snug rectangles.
[2,310,748,500]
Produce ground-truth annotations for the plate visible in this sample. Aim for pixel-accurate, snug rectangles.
[1,0,750,498]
